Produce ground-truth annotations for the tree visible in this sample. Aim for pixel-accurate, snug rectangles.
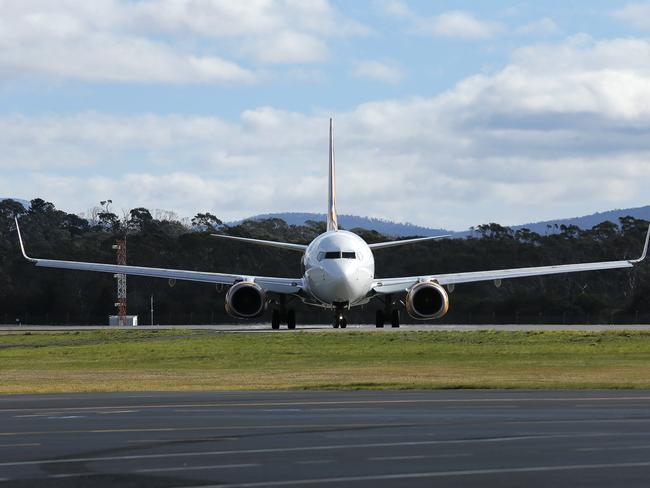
[192,212,223,231]
[29,198,56,215]
[97,211,120,231]
[0,199,27,219]
[129,207,153,232]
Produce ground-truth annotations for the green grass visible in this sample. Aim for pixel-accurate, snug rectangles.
[2,329,650,393]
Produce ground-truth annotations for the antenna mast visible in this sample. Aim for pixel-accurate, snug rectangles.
[112,239,127,326]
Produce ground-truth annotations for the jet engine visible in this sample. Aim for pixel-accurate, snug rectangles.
[225,281,266,319]
[405,281,449,320]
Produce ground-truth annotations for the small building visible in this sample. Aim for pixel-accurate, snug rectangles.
[109,315,138,326]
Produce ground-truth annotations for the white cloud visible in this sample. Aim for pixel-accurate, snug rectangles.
[132,0,368,38]
[5,36,650,229]
[415,10,504,40]
[0,0,367,83]
[376,0,413,18]
[245,31,330,64]
[516,17,559,36]
[614,2,650,30]
[352,60,404,84]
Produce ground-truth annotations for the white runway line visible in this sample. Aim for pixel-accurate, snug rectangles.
[369,453,471,461]
[0,433,611,468]
[294,460,335,465]
[3,394,650,414]
[183,461,650,487]
[135,463,259,474]
[576,444,650,452]
[0,443,41,448]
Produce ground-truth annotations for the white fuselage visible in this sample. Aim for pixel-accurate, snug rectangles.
[303,230,375,306]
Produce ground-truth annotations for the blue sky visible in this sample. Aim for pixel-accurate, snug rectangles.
[2,1,650,230]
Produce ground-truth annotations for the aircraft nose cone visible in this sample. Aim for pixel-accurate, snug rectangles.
[324,261,363,302]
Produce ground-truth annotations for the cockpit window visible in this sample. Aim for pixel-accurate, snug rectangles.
[317,251,357,261]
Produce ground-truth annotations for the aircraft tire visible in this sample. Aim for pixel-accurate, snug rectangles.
[391,309,400,328]
[271,309,281,330]
[287,310,296,330]
[375,310,384,328]
[340,318,347,328]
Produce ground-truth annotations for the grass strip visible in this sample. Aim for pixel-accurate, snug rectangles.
[2,329,650,393]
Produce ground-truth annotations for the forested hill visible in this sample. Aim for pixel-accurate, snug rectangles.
[1,198,650,326]
[240,206,650,237]
[233,213,452,237]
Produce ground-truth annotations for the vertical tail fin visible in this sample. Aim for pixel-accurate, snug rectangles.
[327,117,338,231]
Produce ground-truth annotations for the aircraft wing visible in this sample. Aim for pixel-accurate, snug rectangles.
[15,219,302,295]
[368,235,450,250]
[373,226,650,295]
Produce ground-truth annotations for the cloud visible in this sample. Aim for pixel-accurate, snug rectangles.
[376,0,413,18]
[131,0,369,38]
[0,0,367,82]
[352,60,404,83]
[245,31,330,64]
[516,17,559,36]
[614,2,650,30]
[5,36,650,229]
[417,11,503,39]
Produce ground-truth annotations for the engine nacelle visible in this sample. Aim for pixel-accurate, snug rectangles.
[405,281,449,320]
[225,281,266,319]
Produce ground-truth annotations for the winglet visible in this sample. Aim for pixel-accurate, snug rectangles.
[14,217,36,263]
[630,225,650,263]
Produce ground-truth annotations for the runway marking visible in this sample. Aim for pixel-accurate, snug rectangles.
[135,463,259,474]
[2,395,650,413]
[97,410,139,415]
[0,422,417,437]
[184,461,650,487]
[126,437,239,444]
[0,443,40,448]
[295,460,334,465]
[369,453,471,461]
[576,444,650,452]
[0,433,611,468]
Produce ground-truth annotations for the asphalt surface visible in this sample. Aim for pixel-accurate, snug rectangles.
[4,323,650,332]
[1,391,650,487]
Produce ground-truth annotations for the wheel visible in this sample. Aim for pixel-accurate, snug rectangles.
[271,309,280,330]
[340,317,347,329]
[287,310,296,330]
[375,310,384,328]
[334,312,344,329]
[391,309,400,328]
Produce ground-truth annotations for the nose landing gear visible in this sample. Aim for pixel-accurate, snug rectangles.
[333,308,347,329]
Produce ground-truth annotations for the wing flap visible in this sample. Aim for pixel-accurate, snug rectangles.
[373,225,650,294]
[16,218,302,294]
[210,234,307,252]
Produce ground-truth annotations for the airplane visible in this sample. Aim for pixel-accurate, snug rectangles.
[15,118,650,329]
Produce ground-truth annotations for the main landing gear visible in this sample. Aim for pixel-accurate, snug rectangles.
[375,294,400,328]
[271,309,296,330]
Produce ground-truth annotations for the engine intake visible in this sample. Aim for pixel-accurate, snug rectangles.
[225,281,266,319]
[405,281,449,320]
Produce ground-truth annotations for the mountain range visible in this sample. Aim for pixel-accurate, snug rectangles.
[4,198,649,238]
[239,206,650,237]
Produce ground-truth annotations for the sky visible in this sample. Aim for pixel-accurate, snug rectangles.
[3,1,650,230]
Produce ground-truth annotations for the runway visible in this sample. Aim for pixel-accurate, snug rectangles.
[4,323,650,333]
[2,391,650,487]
